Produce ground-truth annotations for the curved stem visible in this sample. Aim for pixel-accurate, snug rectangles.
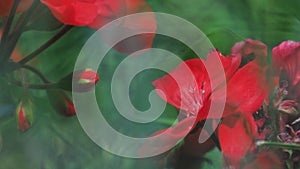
[21,65,50,83]
[0,0,20,48]
[256,140,300,150]
[0,0,20,61]
[19,25,73,65]
[1,1,39,63]
[9,78,57,90]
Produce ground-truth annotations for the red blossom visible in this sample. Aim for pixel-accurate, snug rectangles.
[219,109,271,168]
[272,41,300,99]
[231,38,268,67]
[41,0,156,54]
[152,41,269,168]
[224,62,268,116]
[272,40,300,86]
[40,0,155,28]
[152,58,210,118]
[153,49,267,120]
[218,113,257,168]
[153,51,241,121]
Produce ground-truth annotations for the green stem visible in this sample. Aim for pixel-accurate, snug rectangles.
[0,0,20,58]
[21,65,50,83]
[19,25,73,65]
[9,78,57,90]
[256,141,300,150]
[1,1,39,63]
[7,64,58,90]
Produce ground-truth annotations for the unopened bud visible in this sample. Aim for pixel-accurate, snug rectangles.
[47,90,76,116]
[58,69,99,92]
[16,100,33,132]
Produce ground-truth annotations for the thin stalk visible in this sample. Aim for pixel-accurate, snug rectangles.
[256,141,300,150]
[19,25,73,65]
[0,0,20,50]
[21,65,50,83]
[9,78,57,90]
[1,1,39,62]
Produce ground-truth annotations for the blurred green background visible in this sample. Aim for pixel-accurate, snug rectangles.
[1,0,300,168]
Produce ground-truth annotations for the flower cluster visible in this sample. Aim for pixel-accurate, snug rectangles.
[152,39,300,168]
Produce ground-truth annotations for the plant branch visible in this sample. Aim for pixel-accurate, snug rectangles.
[0,0,20,50]
[9,78,57,90]
[256,141,300,150]
[1,1,39,62]
[0,0,20,62]
[19,25,73,65]
[21,65,50,83]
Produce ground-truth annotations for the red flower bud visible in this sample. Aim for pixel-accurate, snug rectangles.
[16,100,33,132]
[47,90,76,116]
[73,69,99,92]
[58,69,99,92]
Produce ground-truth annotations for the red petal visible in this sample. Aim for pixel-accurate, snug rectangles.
[272,40,300,86]
[204,50,240,84]
[153,59,209,115]
[153,52,241,120]
[139,116,196,155]
[231,39,268,67]
[18,106,30,132]
[41,0,99,26]
[90,0,156,54]
[218,114,257,168]
[225,62,267,116]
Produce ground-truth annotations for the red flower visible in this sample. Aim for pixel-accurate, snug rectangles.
[41,0,156,54]
[231,38,268,67]
[0,0,33,18]
[272,40,300,86]
[231,39,274,102]
[153,51,241,121]
[153,49,266,120]
[152,42,268,168]
[218,113,257,168]
[16,100,33,132]
[47,89,76,116]
[152,58,209,118]
[41,0,100,26]
[272,41,300,100]
[224,62,267,116]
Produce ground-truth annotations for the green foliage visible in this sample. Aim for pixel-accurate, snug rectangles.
[1,0,300,168]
